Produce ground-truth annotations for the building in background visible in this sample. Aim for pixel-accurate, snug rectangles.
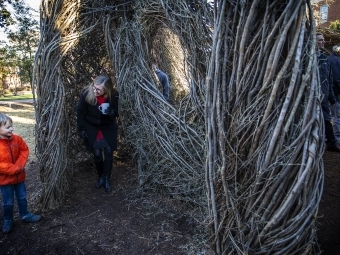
[312,0,340,27]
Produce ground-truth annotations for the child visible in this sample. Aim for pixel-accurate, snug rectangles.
[0,113,41,234]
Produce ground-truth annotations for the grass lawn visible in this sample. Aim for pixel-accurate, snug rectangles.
[0,93,34,101]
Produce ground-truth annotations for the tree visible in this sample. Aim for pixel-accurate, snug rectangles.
[0,0,18,28]
[0,43,16,95]
[6,0,39,91]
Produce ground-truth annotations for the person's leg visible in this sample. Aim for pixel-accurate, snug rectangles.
[325,119,340,151]
[331,101,340,143]
[103,146,113,192]
[93,148,104,188]
[322,101,340,151]
[0,185,15,233]
[14,182,29,218]
[15,182,41,223]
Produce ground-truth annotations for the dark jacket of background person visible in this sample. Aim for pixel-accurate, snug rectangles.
[318,52,336,121]
[328,52,340,97]
[76,90,119,152]
[155,69,170,101]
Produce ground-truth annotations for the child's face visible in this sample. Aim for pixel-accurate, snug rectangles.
[0,121,14,138]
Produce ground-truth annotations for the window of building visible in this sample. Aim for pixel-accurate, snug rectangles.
[320,4,328,23]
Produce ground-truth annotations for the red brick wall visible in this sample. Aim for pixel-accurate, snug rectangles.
[313,0,340,28]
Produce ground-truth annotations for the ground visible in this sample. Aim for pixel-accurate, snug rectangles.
[0,101,339,255]
[0,160,202,255]
[317,152,340,255]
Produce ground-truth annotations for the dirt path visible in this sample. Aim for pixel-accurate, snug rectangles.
[0,159,205,255]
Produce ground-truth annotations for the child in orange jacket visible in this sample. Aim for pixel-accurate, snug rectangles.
[0,113,41,234]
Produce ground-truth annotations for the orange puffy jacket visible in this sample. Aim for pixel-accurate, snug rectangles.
[0,134,28,185]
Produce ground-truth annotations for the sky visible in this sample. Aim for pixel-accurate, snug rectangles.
[0,0,40,42]
[25,0,40,12]
[25,0,40,21]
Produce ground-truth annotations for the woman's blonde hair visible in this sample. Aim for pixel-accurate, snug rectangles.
[0,113,13,127]
[85,75,115,105]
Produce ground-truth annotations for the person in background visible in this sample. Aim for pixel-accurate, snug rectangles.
[152,59,170,101]
[328,44,340,143]
[76,75,119,192]
[0,113,41,234]
[316,33,340,152]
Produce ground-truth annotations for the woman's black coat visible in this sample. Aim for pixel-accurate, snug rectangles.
[76,89,119,152]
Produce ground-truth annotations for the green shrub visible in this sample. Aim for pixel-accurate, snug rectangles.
[329,20,340,30]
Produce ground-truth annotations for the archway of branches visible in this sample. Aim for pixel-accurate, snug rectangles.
[33,0,323,254]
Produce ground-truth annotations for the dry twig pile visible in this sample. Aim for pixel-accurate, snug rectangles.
[33,0,323,254]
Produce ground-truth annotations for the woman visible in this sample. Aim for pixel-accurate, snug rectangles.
[76,75,119,192]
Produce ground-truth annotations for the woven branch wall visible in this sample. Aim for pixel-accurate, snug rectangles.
[33,0,323,254]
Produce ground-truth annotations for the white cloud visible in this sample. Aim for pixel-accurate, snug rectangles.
[24,0,40,11]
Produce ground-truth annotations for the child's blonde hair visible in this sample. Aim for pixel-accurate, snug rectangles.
[0,113,13,127]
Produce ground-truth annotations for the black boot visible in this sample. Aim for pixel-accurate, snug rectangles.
[94,161,104,188]
[2,205,14,234]
[103,159,112,192]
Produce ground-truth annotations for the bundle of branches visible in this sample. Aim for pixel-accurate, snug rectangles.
[206,0,323,254]
[33,0,212,210]
[111,1,213,207]
[33,0,115,209]
[33,0,323,253]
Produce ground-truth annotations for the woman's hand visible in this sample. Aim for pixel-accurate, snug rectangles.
[79,130,88,140]
[104,107,115,117]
